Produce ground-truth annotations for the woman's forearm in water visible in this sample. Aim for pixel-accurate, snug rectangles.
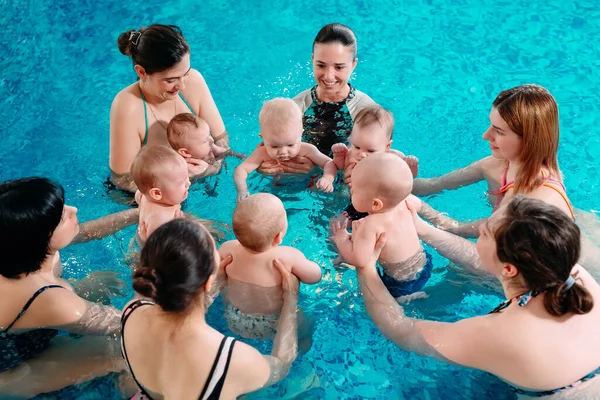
[419,223,485,275]
[73,208,140,244]
[263,291,298,386]
[412,162,484,196]
[419,203,484,239]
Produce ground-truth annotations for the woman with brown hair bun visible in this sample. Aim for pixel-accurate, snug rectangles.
[355,197,600,398]
[110,24,230,192]
[121,218,299,399]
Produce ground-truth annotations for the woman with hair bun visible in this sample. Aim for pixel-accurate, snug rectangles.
[355,197,600,398]
[110,24,230,192]
[121,218,299,399]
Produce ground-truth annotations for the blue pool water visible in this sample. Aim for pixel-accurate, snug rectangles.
[1,0,599,398]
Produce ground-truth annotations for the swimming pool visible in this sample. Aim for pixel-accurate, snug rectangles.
[2,0,599,398]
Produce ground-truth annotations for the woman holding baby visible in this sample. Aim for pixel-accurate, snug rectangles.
[110,24,230,193]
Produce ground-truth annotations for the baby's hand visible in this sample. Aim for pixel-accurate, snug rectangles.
[316,177,334,193]
[237,191,250,204]
[402,155,419,178]
[332,143,349,157]
[329,214,351,244]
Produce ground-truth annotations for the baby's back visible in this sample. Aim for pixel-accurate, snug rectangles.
[137,194,181,242]
[223,242,288,315]
[368,203,423,276]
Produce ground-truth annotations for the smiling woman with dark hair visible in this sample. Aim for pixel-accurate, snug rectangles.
[110,24,230,192]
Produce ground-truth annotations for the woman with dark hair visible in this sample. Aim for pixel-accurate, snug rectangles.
[110,24,230,192]
[0,177,129,398]
[258,23,375,177]
[355,197,600,398]
[121,218,299,399]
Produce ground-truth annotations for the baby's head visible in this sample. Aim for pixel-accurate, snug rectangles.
[233,193,288,252]
[349,105,394,162]
[350,153,412,213]
[131,145,190,205]
[167,113,214,162]
[259,98,303,161]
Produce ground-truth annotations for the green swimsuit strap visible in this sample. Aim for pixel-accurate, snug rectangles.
[139,85,149,146]
[178,93,196,115]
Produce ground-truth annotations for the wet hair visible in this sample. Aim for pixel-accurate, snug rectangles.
[233,193,287,252]
[133,219,215,312]
[131,145,184,194]
[493,84,560,193]
[259,98,302,137]
[354,105,395,139]
[0,177,65,279]
[117,24,190,74]
[167,113,209,150]
[313,23,357,58]
[493,196,593,317]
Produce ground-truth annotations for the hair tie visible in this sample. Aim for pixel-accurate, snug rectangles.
[129,31,142,46]
[564,275,576,291]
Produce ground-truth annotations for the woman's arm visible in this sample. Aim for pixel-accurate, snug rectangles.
[72,208,140,244]
[355,233,494,370]
[109,91,143,192]
[260,258,299,386]
[186,69,229,147]
[407,202,488,276]
[419,202,485,239]
[412,159,485,196]
[38,290,121,336]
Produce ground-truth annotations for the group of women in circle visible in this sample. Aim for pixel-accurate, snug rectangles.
[1,21,599,399]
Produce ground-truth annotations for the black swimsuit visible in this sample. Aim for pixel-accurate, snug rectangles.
[121,300,237,400]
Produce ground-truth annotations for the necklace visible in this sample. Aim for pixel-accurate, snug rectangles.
[139,83,177,131]
[147,98,177,131]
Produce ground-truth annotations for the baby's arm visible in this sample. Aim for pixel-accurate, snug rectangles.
[300,143,337,193]
[187,159,210,176]
[331,143,349,171]
[233,146,270,202]
[283,247,322,284]
[389,149,419,178]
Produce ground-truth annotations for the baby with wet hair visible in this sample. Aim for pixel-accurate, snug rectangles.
[331,153,432,300]
[167,113,229,176]
[233,98,338,203]
[131,145,190,244]
[218,193,321,347]
[331,105,419,220]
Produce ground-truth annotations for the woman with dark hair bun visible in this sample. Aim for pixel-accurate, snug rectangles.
[110,24,230,192]
[121,218,299,399]
[0,177,134,398]
[354,196,600,398]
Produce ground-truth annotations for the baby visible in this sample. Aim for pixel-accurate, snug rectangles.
[331,153,432,299]
[234,98,338,203]
[218,193,321,347]
[331,105,419,220]
[131,145,190,244]
[167,113,229,176]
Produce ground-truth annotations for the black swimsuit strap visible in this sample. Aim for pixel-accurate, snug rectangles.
[120,299,156,399]
[3,285,65,333]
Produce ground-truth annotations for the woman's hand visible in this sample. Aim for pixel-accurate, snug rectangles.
[351,232,387,272]
[218,254,233,276]
[273,258,300,295]
[406,199,430,236]
[343,162,356,188]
